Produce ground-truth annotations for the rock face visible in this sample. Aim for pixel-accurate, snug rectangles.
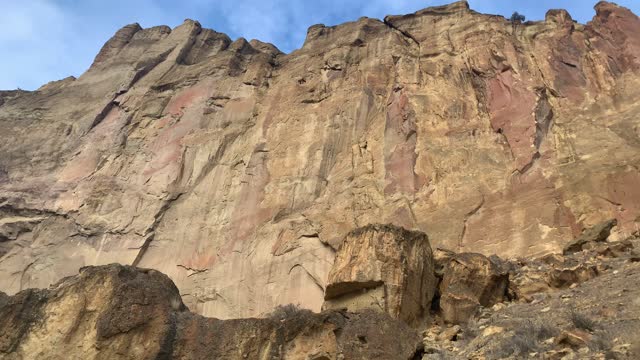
[437,252,509,324]
[0,264,422,360]
[1,1,640,319]
[322,224,436,325]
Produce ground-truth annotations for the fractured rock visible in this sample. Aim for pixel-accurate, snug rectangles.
[563,219,618,255]
[438,252,509,324]
[323,224,436,326]
[0,264,423,360]
[549,263,598,288]
[593,239,634,258]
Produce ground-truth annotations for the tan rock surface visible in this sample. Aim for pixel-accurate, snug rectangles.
[322,224,436,325]
[430,237,640,359]
[437,252,509,324]
[1,1,640,318]
[563,218,617,254]
[0,264,422,360]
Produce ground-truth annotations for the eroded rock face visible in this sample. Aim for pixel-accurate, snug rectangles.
[322,224,436,325]
[437,252,509,324]
[0,265,185,359]
[0,264,422,360]
[1,1,640,319]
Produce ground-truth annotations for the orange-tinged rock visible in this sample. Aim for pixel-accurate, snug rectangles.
[438,252,509,324]
[323,224,436,326]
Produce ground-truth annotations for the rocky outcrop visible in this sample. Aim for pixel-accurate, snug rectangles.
[436,252,509,324]
[1,1,640,319]
[0,264,422,360]
[322,224,436,326]
[0,235,637,359]
[563,218,617,254]
[510,236,637,301]
[423,237,640,359]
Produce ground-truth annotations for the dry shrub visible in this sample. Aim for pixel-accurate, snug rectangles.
[569,310,597,332]
[491,319,559,358]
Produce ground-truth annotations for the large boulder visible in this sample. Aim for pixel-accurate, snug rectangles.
[322,224,436,326]
[0,264,423,360]
[438,252,509,324]
[563,219,618,255]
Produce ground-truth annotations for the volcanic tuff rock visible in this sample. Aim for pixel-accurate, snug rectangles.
[322,224,436,325]
[563,218,618,254]
[0,264,422,360]
[437,252,509,324]
[427,236,640,359]
[1,1,640,319]
[2,234,637,359]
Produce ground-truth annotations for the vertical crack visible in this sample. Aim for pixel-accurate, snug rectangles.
[458,195,485,251]
[289,264,324,292]
[383,18,422,85]
[19,260,36,291]
[515,151,541,176]
[533,88,554,150]
[131,193,183,267]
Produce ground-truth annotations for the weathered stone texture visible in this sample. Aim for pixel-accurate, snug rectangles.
[322,224,436,325]
[437,252,509,324]
[0,264,422,360]
[1,1,639,318]
[563,218,617,254]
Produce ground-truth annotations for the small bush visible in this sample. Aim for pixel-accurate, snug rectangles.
[589,330,613,352]
[569,310,597,332]
[492,319,559,358]
[463,316,481,339]
[510,12,526,23]
[268,304,306,320]
[267,304,324,331]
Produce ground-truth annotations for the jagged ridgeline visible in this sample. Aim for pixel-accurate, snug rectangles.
[1,0,640,324]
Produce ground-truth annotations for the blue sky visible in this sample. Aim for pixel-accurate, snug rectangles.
[1,0,639,90]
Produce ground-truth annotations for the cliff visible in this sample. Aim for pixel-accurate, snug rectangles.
[0,1,639,320]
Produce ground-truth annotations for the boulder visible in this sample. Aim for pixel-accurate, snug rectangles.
[549,263,598,288]
[593,239,634,258]
[438,252,509,324]
[0,264,423,360]
[510,272,553,302]
[323,224,436,326]
[510,257,602,300]
[563,219,618,255]
[555,329,592,349]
